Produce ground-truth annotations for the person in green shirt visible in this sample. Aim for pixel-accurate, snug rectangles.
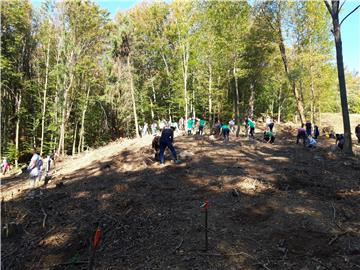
[263,130,275,143]
[221,123,230,141]
[198,118,206,135]
[247,118,255,138]
[187,117,194,135]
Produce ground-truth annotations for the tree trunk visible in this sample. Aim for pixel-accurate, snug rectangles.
[40,41,51,156]
[277,87,282,123]
[249,83,255,118]
[233,64,241,137]
[78,85,90,153]
[332,11,352,154]
[277,24,306,124]
[15,93,22,168]
[72,122,77,156]
[310,66,315,124]
[127,55,139,138]
[208,63,212,124]
[182,42,189,124]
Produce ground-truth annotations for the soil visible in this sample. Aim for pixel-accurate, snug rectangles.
[1,124,360,270]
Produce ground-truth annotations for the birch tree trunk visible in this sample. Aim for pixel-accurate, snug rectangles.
[40,40,51,156]
[127,55,139,138]
[182,42,189,124]
[72,122,77,156]
[208,63,212,124]
[233,64,241,137]
[78,85,90,153]
[15,93,22,168]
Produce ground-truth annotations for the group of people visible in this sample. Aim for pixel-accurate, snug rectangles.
[26,149,54,188]
[296,121,319,148]
[296,121,360,150]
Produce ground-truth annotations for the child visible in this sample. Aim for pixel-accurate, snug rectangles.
[229,119,235,134]
[314,125,320,139]
[44,155,52,178]
[263,130,275,143]
[198,118,206,135]
[221,123,230,141]
[307,135,316,148]
[187,117,194,135]
[296,125,307,146]
[335,134,344,150]
[266,116,274,132]
[247,118,255,138]
[355,124,360,144]
[1,158,10,175]
[152,135,161,161]
[305,121,312,136]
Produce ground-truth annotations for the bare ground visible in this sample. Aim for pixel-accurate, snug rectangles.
[1,125,360,270]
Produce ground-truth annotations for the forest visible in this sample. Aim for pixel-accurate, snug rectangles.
[1,0,360,163]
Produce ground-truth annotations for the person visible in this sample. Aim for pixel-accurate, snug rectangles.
[335,134,344,150]
[212,120,221,136]
[263,130,275,143]
[221,123,230,141]
[152,135,161,160]
[355,124,360,144]
[296,125,307,146]
[229,119,235,134]
[247,117,255,138]
[307,135,316,148]
[305,121,312,136]
[37,156,44,182]
[142,122,148,137]
[151,122,158,135]
[44,155,52,178]
[159,119,166,131]
[27,148,41,188]
[198,117,206,135]
[159,124,179,165]
[187,117,194,135]
[1,158,10,175]
[172,121,178,131]
[314,125,320,139]
[178,117,184,131]
[266,116,274,132]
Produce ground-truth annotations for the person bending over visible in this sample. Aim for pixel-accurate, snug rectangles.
[159,125,179,165]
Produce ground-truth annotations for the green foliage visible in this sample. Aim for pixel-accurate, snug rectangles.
[1,0,357,159]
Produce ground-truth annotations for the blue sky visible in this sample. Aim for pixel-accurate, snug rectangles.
[31,0,360,73]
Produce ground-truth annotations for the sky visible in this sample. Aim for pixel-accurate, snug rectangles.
[31,0,360,74]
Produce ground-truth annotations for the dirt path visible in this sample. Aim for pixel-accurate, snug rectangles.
[2,129,360,270]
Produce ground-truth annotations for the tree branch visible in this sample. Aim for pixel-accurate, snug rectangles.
[339,0,346,12]
[324,0,333,17]
[340,4,360,26]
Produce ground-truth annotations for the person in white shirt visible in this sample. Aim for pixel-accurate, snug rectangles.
[266,116,274,132]
[307,135,316,148]
[28,148,40,188]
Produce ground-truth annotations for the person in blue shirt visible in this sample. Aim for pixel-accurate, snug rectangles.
[159,124,179,165]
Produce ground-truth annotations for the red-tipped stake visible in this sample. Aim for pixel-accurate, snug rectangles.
[200,200,208,251]
[88,226,101,270]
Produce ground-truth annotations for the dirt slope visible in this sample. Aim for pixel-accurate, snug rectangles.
[1,127,360,270]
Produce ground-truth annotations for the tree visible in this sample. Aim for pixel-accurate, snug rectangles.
[324,0,359,154]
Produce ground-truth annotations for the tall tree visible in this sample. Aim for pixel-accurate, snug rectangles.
[324,0,359,154]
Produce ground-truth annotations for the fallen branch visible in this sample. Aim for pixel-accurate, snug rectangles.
[328,230,350,245]
[41,206,48,228]
[197,251,255,259]
[172,238,184,254]
[52,261,88,267]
